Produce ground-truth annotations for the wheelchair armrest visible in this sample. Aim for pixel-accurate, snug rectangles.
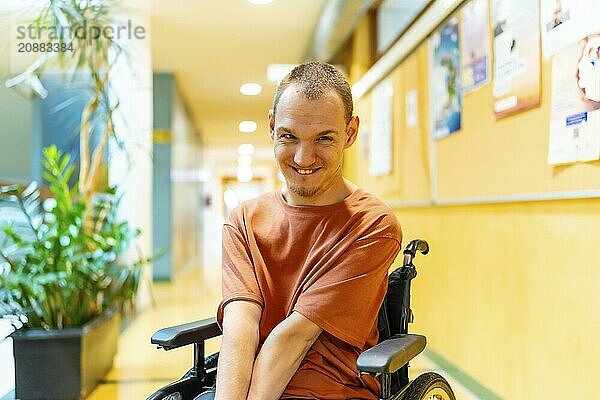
[357,333,426,374]
[151,317,222,350]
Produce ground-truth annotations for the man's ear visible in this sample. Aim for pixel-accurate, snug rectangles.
[344,116,360,148]
[268,109,275,139]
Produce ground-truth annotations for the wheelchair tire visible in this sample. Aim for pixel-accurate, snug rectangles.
[403,372,455,400]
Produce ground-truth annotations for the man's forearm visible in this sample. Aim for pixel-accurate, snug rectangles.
[247,312,322,400]
[246,330,308,400]
[215,332,257,399]
[215,302,261,400]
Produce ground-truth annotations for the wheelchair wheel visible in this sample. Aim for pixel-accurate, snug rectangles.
[404,372,455,400]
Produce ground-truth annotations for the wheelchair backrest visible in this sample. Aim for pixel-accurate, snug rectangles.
[377,266,410,343]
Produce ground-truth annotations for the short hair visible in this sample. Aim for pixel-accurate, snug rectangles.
[273,61,353,123]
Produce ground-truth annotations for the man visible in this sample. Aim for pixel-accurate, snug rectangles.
[210,61,402,400]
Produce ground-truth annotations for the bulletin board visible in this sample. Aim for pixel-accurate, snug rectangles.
[433,49,600,202]
[357,39,600,205]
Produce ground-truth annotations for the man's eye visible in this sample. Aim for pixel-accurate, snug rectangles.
[318,136,333,142]
[281,134,296,140]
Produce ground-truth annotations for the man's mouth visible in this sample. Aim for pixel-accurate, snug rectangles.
[292,166,321,175]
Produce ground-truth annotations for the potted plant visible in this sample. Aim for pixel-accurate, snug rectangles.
[1,1,150,396]
[0,145,146,399]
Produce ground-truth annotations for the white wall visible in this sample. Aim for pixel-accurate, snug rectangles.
[171,87,203,274]
[109,0,154,309]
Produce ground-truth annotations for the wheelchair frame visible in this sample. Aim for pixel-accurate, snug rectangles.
[147,239,449,400]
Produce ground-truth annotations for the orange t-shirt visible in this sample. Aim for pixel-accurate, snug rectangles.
[217,188,402,399]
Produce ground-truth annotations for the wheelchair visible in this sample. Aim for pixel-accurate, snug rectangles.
[147,239,455,400]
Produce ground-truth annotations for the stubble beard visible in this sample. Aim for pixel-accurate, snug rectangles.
[288,183,321,198]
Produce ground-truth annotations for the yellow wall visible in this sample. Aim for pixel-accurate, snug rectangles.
[395,200,600,399]
[348,16,600,400]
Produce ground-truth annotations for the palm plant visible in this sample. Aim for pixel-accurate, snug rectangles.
[6,0,124,209]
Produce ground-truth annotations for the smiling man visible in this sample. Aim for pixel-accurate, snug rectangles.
[209,61,402,400]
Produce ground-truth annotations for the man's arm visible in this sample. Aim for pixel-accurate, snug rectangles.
[246,311,323,400]
[215,301,262,400]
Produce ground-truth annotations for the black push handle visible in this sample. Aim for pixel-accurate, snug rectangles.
[403,239,429,257]
[402,239,429,267]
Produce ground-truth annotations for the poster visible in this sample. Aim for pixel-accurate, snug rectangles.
[491,0,541,118]
[369,78,393,176]
[460,0,491,93]
[540,0,598,57]
[548,34,600,165]
[429,17,462,139]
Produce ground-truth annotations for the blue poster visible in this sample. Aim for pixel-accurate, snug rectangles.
[429,17,462,139]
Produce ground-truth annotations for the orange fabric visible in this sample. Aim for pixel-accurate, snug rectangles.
[218,189,402,399]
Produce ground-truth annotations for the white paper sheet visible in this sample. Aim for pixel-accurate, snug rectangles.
[548,35,600,164]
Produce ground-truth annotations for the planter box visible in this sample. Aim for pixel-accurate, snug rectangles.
[10,310,120,400]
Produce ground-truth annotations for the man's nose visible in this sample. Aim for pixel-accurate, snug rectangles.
[293,142,317,167]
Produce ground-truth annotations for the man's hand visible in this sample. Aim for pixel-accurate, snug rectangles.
[215,301,261,400]
[247,311,323,400]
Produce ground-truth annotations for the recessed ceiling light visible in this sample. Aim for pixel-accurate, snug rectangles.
[238,144,255,156]
[248,0,274,4]
[238,155,252,167]
[240,83,262,96]
[237,167,253,182]
[239,120,257,133]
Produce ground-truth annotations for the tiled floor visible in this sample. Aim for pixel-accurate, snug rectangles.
[84,266,479,400]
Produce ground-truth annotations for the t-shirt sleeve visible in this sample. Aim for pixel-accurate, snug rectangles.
[217,222,264,326]
[293,236,401,349]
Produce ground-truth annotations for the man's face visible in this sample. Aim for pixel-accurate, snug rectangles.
[269,85,358,204]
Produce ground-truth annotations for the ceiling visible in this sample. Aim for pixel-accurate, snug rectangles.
[151,0,328,148]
